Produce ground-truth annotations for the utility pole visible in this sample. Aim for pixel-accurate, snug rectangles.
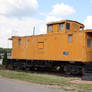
[33,26,35,36]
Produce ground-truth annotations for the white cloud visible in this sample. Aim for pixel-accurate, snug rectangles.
[0,0,38,16]
[50,3,75,17]
[45,3,75,23]
[0,0,47,48]
[0,16,46,48]
[46,16,62,23]
[84,16,92,29]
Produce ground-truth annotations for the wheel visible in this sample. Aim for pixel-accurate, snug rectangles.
[59,66,64,73]
[63,65,72,75]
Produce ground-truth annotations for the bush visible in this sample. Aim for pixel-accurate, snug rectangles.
[2,51,7,65]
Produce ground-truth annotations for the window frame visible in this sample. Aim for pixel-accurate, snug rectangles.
[18,39,21,45]
[87,39,91,48]
[63,51,69,56]
[68,35,72,43]
[38,42,44,49]
[59,23,64,31]
[66,23,70,30]
[80,26,83,31]
[48,24,53,32]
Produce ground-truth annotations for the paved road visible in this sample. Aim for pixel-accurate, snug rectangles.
[0,77,65,92]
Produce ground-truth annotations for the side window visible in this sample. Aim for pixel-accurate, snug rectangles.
[80,26,83,30]
[59,23,64,30]
[18,39,21,45]
[38,42,44,49]
[68,35,72,42]
[48,25,53,32]
[63,51,69,56]
[87,39,91,48]
[66,23,70,30]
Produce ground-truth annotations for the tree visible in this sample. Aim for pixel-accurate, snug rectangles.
[2,50,7,65]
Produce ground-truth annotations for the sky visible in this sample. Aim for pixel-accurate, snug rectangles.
[0,0,92,48]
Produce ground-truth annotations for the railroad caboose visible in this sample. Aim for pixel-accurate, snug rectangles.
[8,20,92,80]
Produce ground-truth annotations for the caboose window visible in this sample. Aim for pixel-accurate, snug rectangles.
[59,23,64,30]
[63,51,69,56]
[18,39,21,45]
[87,39,91,48]
[38,42,44,49]
[80,26,83,30]
[68,35,72,42]
[66,23,70,30]
[48,25,53,32]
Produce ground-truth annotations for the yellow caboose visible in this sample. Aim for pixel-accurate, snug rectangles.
[8,20,92,80]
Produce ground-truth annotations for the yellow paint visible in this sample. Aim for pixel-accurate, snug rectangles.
[10,20,92,62]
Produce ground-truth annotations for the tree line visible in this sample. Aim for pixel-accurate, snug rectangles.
[0,48,12,65]
[0,48,12,53]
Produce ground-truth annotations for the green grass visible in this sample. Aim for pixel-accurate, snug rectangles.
[0,70,92,92]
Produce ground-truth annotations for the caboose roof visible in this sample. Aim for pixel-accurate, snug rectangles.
[47,20,84,27]
[85,29,92,33]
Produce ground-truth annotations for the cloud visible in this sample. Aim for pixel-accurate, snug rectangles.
[0,0,47,48]
[0,16,46,48]
[0,0,38,17]
[45,3,75,23]
[46,16,62,23]
[50,3,75,17]
[84,16,92,29]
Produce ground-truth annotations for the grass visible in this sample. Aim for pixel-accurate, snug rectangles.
[0,70,92,92]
